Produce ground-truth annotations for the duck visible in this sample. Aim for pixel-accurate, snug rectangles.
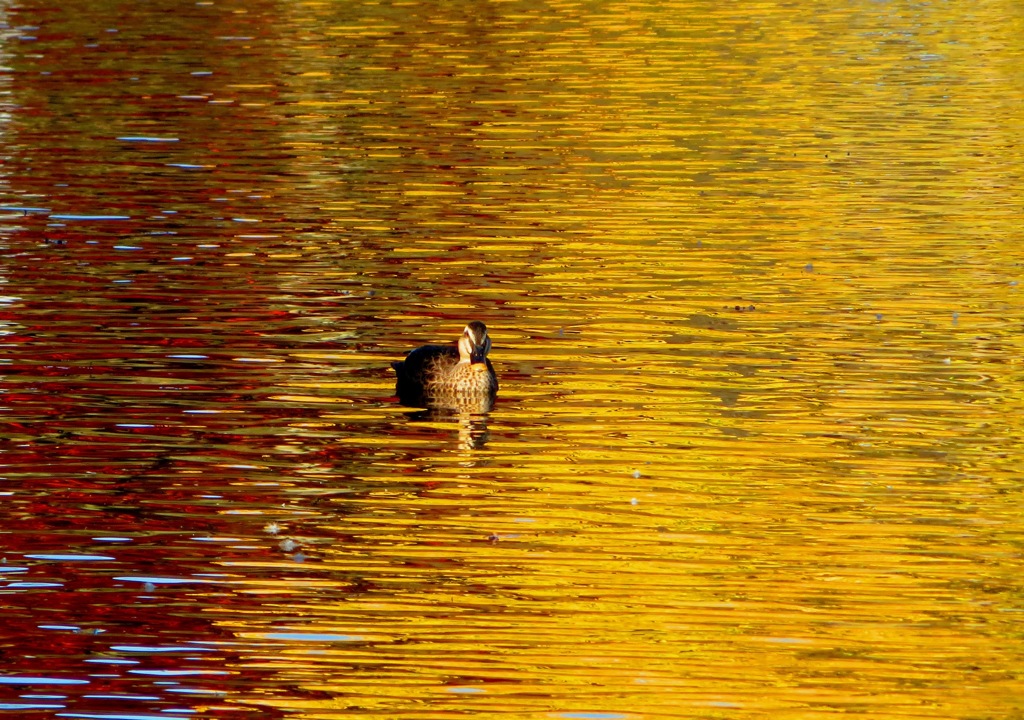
[392,321,498,411]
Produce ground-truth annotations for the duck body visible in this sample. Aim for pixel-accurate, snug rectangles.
[392,322,498,411]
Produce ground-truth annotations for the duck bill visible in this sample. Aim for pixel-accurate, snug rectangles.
[469,345,487,364]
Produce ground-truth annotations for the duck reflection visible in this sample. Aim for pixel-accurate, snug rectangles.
[402,407,492,450]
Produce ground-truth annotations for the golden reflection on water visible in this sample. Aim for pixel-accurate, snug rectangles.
[200,0,1024,717]
[2,0,1019,717]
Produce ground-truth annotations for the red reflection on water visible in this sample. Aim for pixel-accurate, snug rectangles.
[0,0,349,717]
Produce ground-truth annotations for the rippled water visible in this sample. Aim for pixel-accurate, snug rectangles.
[1,1,1022,718]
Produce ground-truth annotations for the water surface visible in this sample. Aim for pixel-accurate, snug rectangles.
[1,1,1022,718]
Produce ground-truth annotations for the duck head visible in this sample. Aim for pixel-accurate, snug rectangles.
[457,321,491,364]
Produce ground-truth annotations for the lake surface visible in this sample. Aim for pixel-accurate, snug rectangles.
[1,1,1022,718]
